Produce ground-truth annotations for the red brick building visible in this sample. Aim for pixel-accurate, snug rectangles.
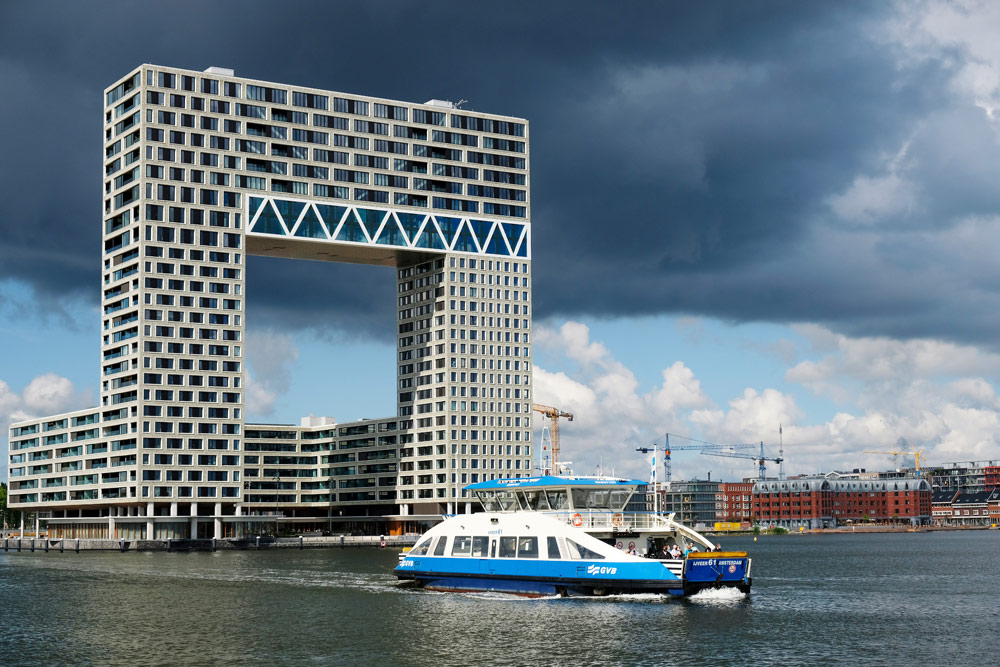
[985,466,1000,491]
[753,477,932,529]
[718,482,754,525]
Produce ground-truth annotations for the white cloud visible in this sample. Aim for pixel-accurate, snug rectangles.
[827,139,918,224]
[244,329,300,416]
[533,319,1000,482]
[1,374,92,481]
[891,0,1000,125]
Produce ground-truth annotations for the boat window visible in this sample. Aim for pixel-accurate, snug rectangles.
[410,537,433,556]
[571,489,612,510]
[547,536,562,559]
[546,489,568,510]
[451,536,472,556]
[517,537,539,559]
[471,536,489,557]
[520,490,549,510]
[433,536,447,556]
[496,491,518,511]
[609,489,632,511]
[499,536,517,557]
[564,538,605,560]
[476,491,500,511]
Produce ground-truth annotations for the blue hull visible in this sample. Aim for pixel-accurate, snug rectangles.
[396,554,750,598]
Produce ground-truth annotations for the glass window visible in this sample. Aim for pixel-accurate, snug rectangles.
[517,536,539,559]
[546,536,562,559]
[451,535,472,556]
[471,536,489,557]
[565,539,605,560]
[498,536,517,558]
[432,536,447,556]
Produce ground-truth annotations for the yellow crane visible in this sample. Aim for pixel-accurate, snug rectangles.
[533,403,573,475]
[863,448,925,473]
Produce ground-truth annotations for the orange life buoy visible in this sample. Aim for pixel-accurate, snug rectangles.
[571,513,583,527]
[612,513,624,527]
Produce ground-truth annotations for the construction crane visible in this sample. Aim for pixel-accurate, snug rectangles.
[863,448,924,473]
[702,441,783,480]
[533,403,573,475]
[637,434,757,487]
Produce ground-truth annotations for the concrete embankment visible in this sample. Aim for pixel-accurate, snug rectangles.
[2,535,418,553]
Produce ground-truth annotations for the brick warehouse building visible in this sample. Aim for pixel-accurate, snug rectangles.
[753,477,931,530]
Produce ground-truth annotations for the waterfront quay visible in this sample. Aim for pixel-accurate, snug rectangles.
[1,533,418,553]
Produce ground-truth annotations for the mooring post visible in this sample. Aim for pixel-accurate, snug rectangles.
[299,536,304,550]
[255,535,260,550]
[75,538,80,554]
[30,539,35,552]
[212,538,216,552]
[340,535,345,549]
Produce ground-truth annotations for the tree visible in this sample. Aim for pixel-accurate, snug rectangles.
[0,483,11,532]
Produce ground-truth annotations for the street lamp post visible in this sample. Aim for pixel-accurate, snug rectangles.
[328,474,334,536]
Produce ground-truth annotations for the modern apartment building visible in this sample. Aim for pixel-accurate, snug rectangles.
[6,64,533,539]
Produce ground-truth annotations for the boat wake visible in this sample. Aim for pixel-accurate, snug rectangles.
[688,587,747,604]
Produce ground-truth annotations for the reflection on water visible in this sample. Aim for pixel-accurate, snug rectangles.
[1,532,998,665]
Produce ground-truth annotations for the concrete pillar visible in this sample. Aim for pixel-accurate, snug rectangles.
[189,502,199,539]
[34,514,39,537]
[213,502,222,540]
[235,504,242,517]
[146,501,154,516]
[19,512,25,539]
[170,502,178,517]
[465,502,472,514]
[108,509,116,540]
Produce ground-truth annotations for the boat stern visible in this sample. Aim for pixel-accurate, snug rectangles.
[682,551,752,595]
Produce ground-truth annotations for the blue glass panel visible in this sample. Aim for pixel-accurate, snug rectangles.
[468,219,492,249]
[249,196,265,218]
[396,212,426,244]
[273,199,305,229]
[356,208,387,240]
[335,209,368,243]
[374,217,408,247]
[315,204,349,232]
[482,224,508,255]
[413,219,447,250]
[252,200,286,236]
[434,216,463,247]
[452,220,478,253]
[502,223,524,252]
[516,233,529,257]
[293,205,328,239]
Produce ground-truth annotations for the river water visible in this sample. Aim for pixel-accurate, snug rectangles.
[1,531,996,666]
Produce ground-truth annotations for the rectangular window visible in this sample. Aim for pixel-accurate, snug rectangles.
[292,92,329,110]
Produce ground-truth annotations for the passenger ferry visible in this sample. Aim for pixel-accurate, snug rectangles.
[394,476,752,597]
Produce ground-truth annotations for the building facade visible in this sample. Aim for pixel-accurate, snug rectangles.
[753,477,932,530]
[6,64,533,538]
[662,480,721,529]
[718,482,754,525]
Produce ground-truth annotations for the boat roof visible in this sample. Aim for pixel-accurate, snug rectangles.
[464,475,646,491]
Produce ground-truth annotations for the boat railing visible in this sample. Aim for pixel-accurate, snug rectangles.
[538,510,677,532]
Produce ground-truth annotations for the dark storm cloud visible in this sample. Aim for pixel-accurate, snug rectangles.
[0,1,993,345]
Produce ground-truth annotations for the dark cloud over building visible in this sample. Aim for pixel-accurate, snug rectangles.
[2,1,998,345]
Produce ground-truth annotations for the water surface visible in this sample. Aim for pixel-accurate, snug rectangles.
[1,531,996,665]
